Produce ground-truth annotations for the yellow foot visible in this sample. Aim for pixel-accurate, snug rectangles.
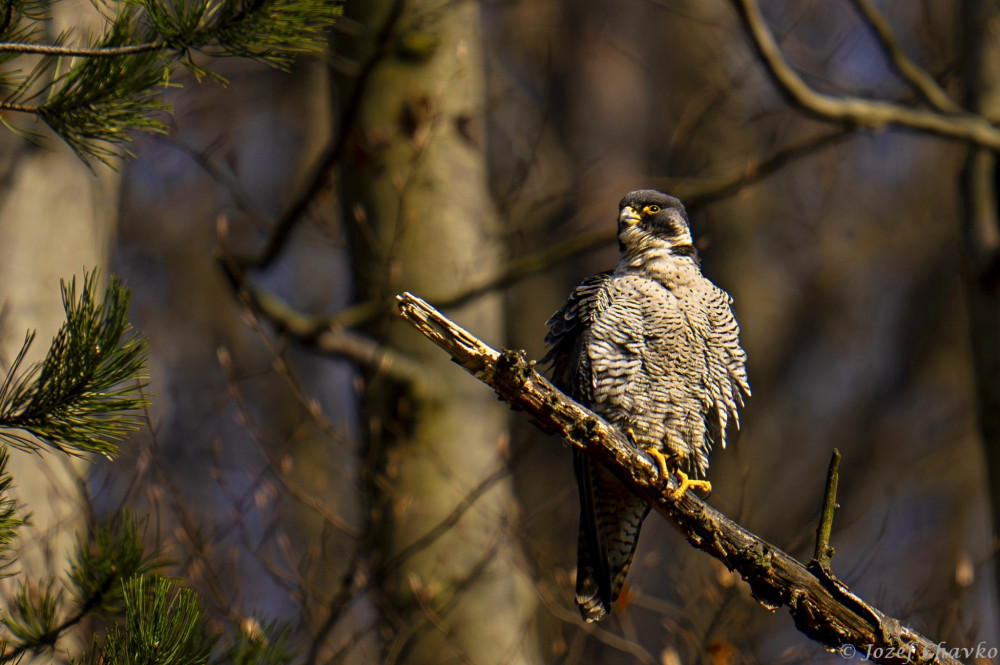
[668,469,712,501]
[643,447,670,479]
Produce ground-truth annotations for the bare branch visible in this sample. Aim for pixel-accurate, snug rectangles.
[395,291,962,665]
[440,126,854,310]
[0,101,40,113]
[303,551,366,665]
[0,41,160,56]
[664,126,856,208]
[731,0,1000,148]
[216,257,426,384]
[812,448,840,569]
[221,123,849,341]
[433,229,613,311]
[231,0,407,271]
[847,0,961,113]
[381,462,512,574]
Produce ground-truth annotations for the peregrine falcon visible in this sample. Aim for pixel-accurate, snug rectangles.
[543,190,750,622]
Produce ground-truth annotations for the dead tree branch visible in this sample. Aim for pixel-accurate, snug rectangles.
[812,448,841,570]
[395,291,962,665]
[216,256,426,384]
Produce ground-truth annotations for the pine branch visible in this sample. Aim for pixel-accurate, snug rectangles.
[0,513,166,659]
[0,0,342,165]
[0,448,24,577]
[0,42,161,56]
[0,510,291,662]
[0,270,149,458]
[78,575,216,665]
[394,292,963,665]
[2,580,62,649]
[68,511,169,617]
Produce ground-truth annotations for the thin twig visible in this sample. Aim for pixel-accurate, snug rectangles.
[430,127,855,311]
[231,0,407,271]
[731,0,1000,148]
[216,256,426,384]
[221,121,851,338]
[394,291,962,665]
[0,41,161,56]
[303,551,366,665]
[381,463,513,573]
[668,127,856,208]
[302,455,516,663]
[0,101,39,114]
[812,448,841,569]
[846,0,961,114]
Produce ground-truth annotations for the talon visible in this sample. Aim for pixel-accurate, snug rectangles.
[644,447,670,479]
[669,469,712,501]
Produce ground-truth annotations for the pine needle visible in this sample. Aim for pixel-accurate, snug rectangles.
[0,269,149,459]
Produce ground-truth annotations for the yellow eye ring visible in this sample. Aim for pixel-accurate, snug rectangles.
[647,204,661,214]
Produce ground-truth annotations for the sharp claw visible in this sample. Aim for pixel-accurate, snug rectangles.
[642,448,712,500]
[643,446,669,479]
[668,469,712,501]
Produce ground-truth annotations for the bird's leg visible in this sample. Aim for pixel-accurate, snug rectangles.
[644,446,670,480]
[633,431,711,500]
[628,428,669,477]
[669,468,711,501]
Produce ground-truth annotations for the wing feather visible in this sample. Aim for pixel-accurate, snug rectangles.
[543,272,649,622]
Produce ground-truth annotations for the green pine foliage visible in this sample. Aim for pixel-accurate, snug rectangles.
[0,448,25,578]
[77,582,299,665]
[0,0,48,92]
[0,270,149,458]
[0,272,295,662]
[3,513,156,654]
[140,0,337,72]
[4,578,63,650]
[0,0,342,165]
[68,511,170,617]
[4,512,167,653]
[81,576,216,665]
[36,9,172,164]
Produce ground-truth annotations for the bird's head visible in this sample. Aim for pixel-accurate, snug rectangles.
[616,190,696,261]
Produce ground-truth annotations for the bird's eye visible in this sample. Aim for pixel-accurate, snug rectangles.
[647,205,661,214]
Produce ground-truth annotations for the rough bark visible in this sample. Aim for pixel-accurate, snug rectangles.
[337,1,539,662]
[396,292,965,665]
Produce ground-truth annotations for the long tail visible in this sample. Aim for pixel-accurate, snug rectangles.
[574,451,651,622]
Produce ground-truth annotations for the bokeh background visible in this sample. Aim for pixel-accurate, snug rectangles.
[1,0,998,663]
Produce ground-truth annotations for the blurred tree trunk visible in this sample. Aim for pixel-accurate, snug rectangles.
[0,141,116,566]
[337,1,538,662]
[0,7,119,659]
[0,3,118,566]
[960,0,1000,608]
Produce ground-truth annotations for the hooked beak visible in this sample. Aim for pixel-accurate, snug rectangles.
[618,206,641,226]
